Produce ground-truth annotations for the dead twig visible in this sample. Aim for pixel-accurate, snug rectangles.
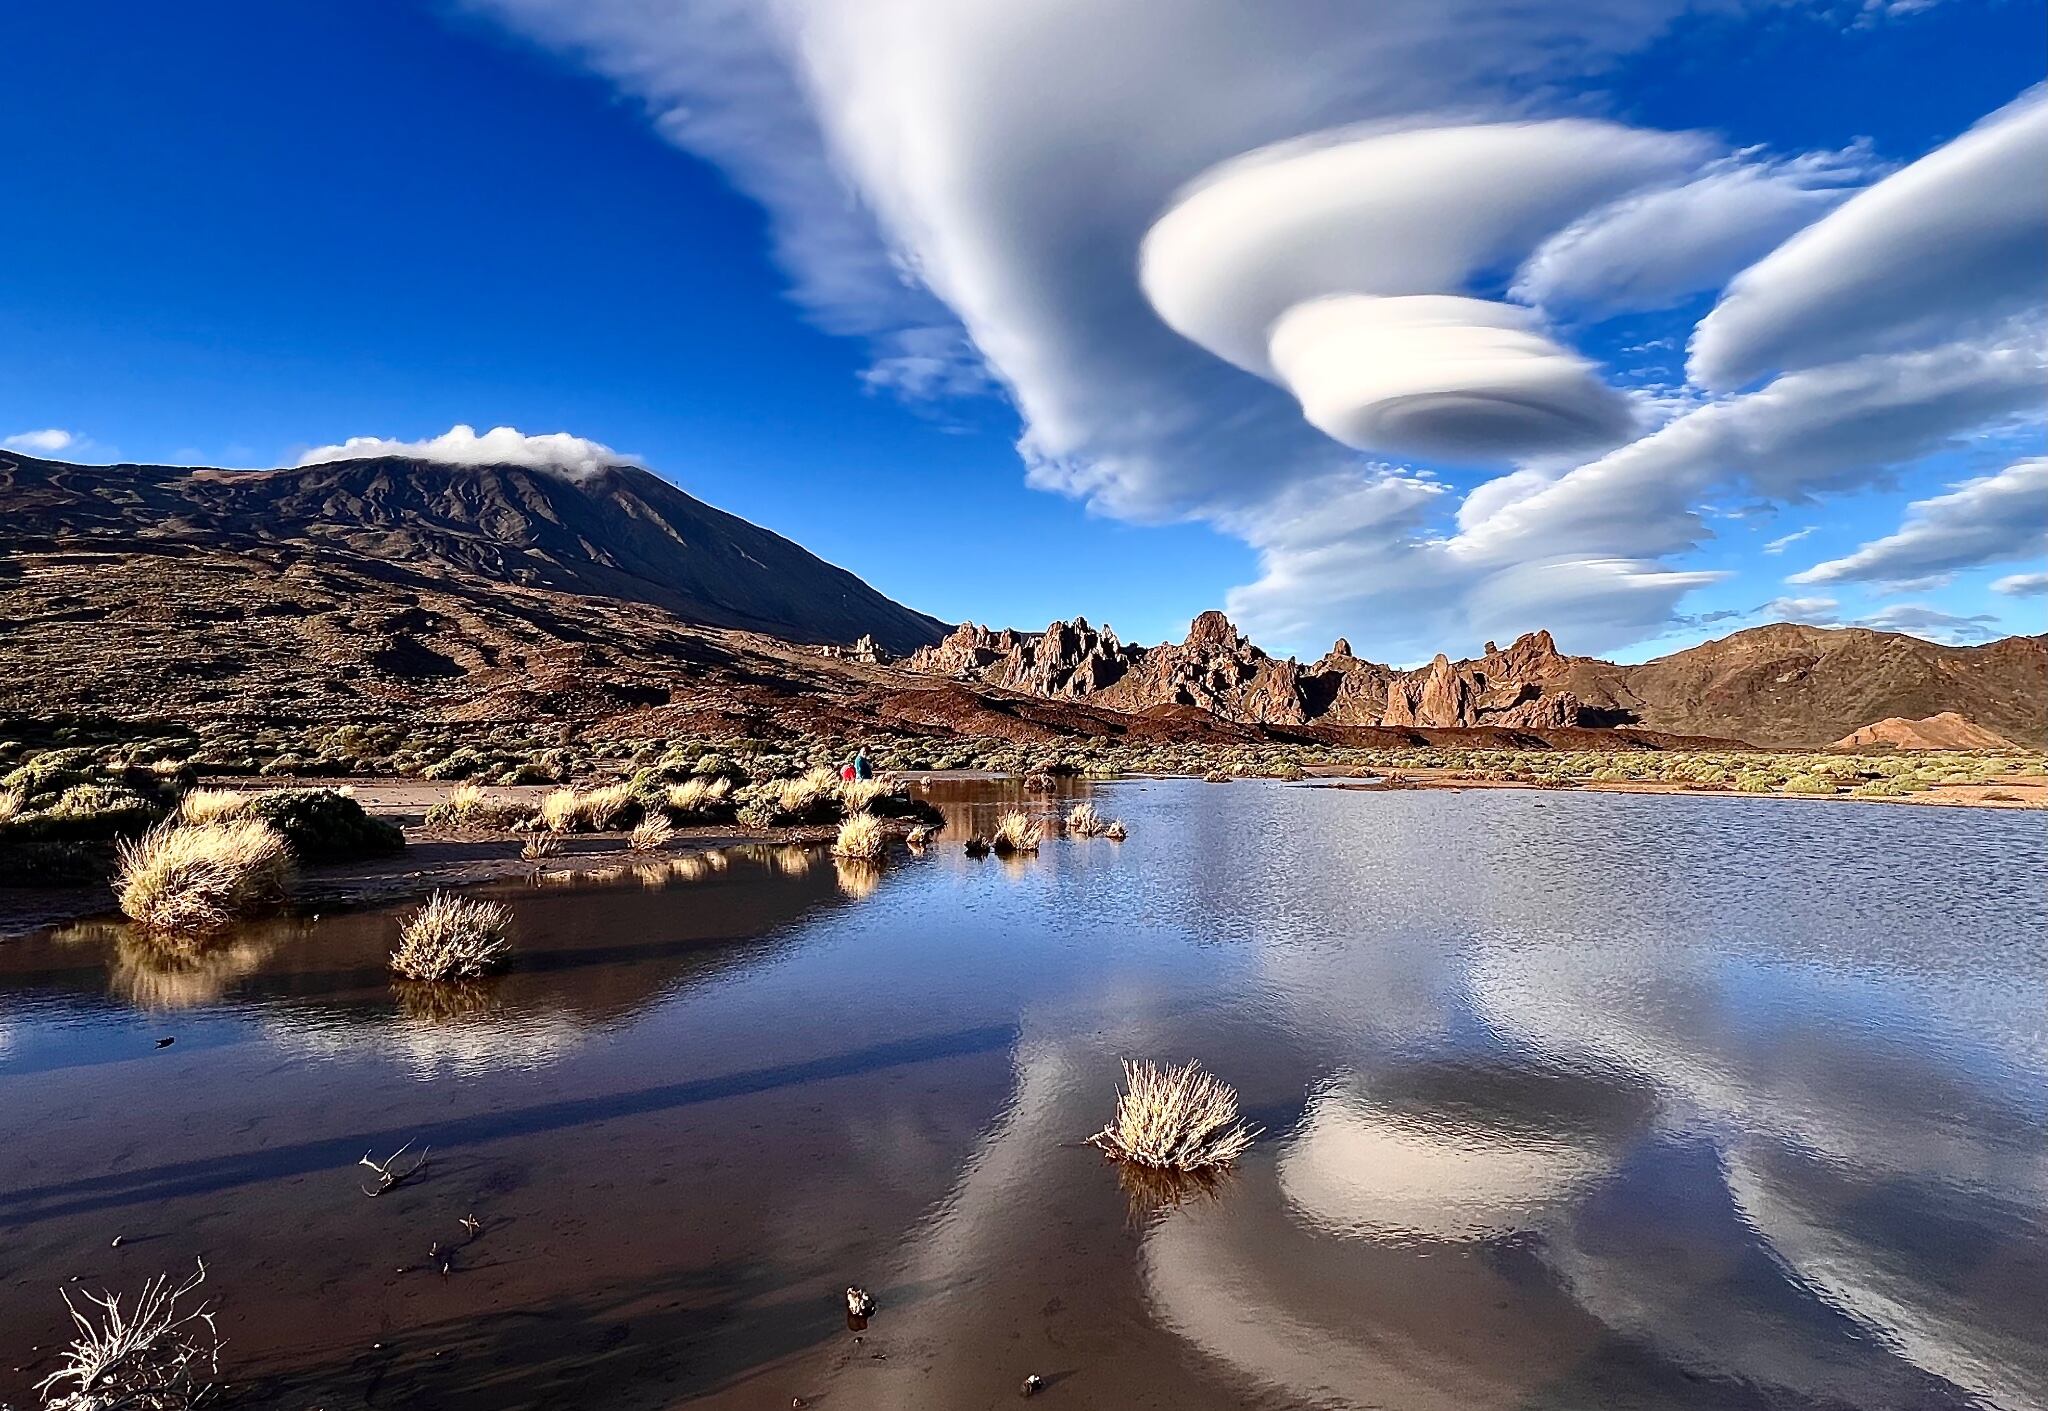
[357,1140,430,1197]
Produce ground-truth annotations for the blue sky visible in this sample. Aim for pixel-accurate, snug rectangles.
[2,1,2042,664]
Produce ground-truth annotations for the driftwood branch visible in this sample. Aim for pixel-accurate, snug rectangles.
[358,1140,430,1197]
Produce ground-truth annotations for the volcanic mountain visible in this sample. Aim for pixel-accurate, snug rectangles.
[1,451,945,655]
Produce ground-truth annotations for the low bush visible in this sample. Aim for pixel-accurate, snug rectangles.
[1065,801,1111,837]
[214,788,404,862]
[992,810,1042,855]
[831,811,887,860]
[1088,1060,1256,1172]
[424,783,533,830]
[115,820,293,934]
[539,783,641,833]
[629,816,676,851]
[391,892,512,980]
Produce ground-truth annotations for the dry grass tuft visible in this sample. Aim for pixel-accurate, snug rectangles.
[629,816,676,852]
[0,785,21,824]
[1088,1059,1257,1172]
[831,811,887,860]
[539,783,639,833]
[1104,820,1127,840]
[991,810,1042,855]
[1065,801,1111,837]
[176,787,250,824]
[663,776,732,820]
[115,820,293,935]
[391,892,512,981]
[520,832,560,861]
[425,783,532,830]
[36,1258,220,1411]
[839,778,889,813]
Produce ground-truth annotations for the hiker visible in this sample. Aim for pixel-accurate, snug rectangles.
[853,747,872,782]
[840,758,856,782]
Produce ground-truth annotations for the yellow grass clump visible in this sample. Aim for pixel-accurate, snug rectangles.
[1066,801,1120,837]
[177,787,251,824]
[520,832,560,861]
[0,786,21,824]
[390,892,512,981]
[840,778,889,812]
[831,811,887,860]
[629,816,676,851]
[664,776,731,818]
[991,810,1042,855]
[1089,1059,1257,1172]
[539,783,638,833]
[115,820,293,935]
[425,782,532,829]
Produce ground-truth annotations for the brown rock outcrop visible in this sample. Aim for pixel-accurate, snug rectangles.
[903,617,1141,699]
[906,610,2046,746]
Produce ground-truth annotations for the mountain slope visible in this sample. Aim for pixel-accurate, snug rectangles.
[1580,624,2047,748]
[1,452,946,655]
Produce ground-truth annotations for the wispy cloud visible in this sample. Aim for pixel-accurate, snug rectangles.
[1763,526,1815,554]
[1789,456,2048,587]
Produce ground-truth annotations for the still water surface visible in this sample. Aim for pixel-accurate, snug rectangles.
[2,779,2043,1409]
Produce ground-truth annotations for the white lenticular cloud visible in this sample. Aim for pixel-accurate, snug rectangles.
[4,427,77,453]
[1992,569,2048,596]
[1137,118,1698,463]
[1690,86,2048,389]
[297,424,636,479]
[454,2,2046,657]
[1267,295,1637,461]
[1513,150,1866,318]
[1140,119,1703,376]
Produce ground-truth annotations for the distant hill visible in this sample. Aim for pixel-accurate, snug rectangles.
[1,451,946,655]
[1830,712,2024,752]
[1581,624,2047,748]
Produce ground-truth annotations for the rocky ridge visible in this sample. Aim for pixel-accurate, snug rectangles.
[908,614,2047,746]
[909,615,1597,731]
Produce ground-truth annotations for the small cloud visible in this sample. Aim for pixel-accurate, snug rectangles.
[1854,602,2000,644]
[1762,525,1814,553]
[1756,595,1840,623]
[296,425,637,480]
[4,428,76,453]
[1991,569,2048,596]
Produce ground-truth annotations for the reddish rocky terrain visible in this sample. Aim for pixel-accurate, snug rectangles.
[910,614,2047,747]
[5,451,2041,750]
[1830,712,2024,751]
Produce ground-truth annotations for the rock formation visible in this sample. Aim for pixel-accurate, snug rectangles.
[903,616,1142,698]
[904,615,1605,732]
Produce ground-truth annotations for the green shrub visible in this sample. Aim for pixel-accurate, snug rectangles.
[231,788,405,861]
[1780,774,1835,796]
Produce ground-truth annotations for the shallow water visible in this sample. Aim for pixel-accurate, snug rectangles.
[2,780,2044,1410]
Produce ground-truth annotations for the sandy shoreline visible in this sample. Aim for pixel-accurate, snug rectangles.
[2,768,2038,938]
[1319,767,2048,809]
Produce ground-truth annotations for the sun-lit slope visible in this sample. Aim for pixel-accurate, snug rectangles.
[3,451,946,655]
